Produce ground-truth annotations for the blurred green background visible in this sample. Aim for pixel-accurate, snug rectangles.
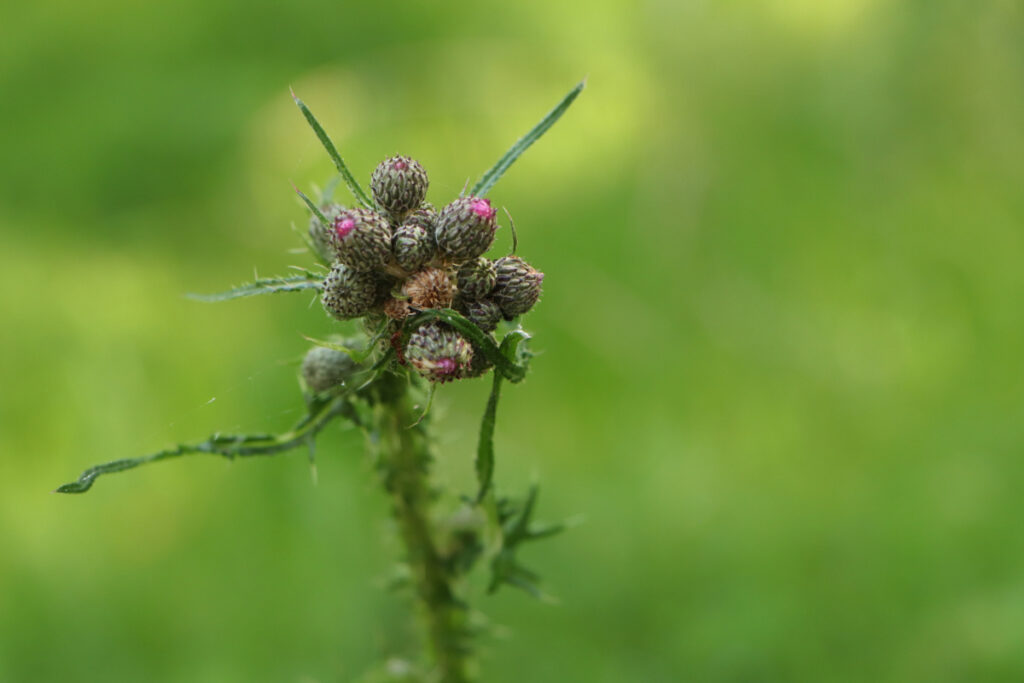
[3,0,1024,681]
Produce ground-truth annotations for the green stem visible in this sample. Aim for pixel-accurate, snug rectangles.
[374,375,471,683]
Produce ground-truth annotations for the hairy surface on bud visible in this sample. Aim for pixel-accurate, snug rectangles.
[405,322,473,383]
[321,262,379,320]
[402,267,455,310]
[392,222,436,272]
[455,257,497,301]
[371,155,429,218]
[403,204,436,230]
[492,256,544,319]
[309,203,343,263]
[331,208,392,272]
[301,345,358,392]
[457,297,502,333]
[435,197,498,263]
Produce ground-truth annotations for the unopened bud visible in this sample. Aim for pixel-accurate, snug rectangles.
[370,155,429,218]
[331,208,392,272]
[301,345,358,392]
[492,256,544,319]
[405,322,473,383]
[321,262,380,320]
[435,197,497,263]
[457,297,502,333]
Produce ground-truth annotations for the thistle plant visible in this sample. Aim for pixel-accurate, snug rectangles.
[57,80,585,683]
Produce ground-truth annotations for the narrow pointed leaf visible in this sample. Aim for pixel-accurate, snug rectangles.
[56,394,353,493]
[470,80,585,198]
[295,186,332,227]
[187,274,322,302]
[291,89,374,209]
[475,329,533,503]
[475,368,502,503]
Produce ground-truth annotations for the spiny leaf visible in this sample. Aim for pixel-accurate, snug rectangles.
[290,89,374,209]
[485,484,570,600]
[187,274,322,302]
[470,80,585,198]
[56,394,354,493]
[404,310,531,383]
[475,330,532,503]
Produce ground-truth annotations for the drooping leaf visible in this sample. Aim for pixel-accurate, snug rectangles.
[475,329,532,503]
[186,274,322,302]
[470,80,585,198]
[291,89,374,210]
[56,393,355,493]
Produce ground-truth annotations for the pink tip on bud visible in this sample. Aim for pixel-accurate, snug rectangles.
[393,160,407,170]
[334,218,356,239]
[470,198,495,220]
[536,272,545,283]
[436,358,458,376]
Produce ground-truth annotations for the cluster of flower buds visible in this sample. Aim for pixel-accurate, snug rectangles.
[310,156,544,383]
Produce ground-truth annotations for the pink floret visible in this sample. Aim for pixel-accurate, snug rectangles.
[334,218,356,239]
[470,198,495,220]
[436,358,458,376]
[393,160,408,170]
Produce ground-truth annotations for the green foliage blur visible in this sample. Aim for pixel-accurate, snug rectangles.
[3,1,1024,680]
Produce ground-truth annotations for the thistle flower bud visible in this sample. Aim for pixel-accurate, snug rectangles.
[405,322,473,383]
[370,155,429,218]
[309,203,342,263]
[301,345,358,392]
[392,214,437,272]
[435,197,498,263]
[404,204,436,229]
[321,262,380,320]
[331,208,392,272]
[492,256,544,319]
[455,257,497,301]
[402,267,455,310]
[457,297,502,333]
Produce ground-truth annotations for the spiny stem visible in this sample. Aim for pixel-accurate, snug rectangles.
[374,374,471,682]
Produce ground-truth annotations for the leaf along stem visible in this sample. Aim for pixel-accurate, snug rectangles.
[55,394,354,493]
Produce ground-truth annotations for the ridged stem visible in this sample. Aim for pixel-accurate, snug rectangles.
[374,374,471,683]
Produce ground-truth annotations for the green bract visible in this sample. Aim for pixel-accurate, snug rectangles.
[371,155,429,218]
[331,208,393,272]
[456,257,497,301]
[435,197,498,263]
[301,345,358,392]
[405,321,473,383]
[492,256,544,319]
[321,262,379,320]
